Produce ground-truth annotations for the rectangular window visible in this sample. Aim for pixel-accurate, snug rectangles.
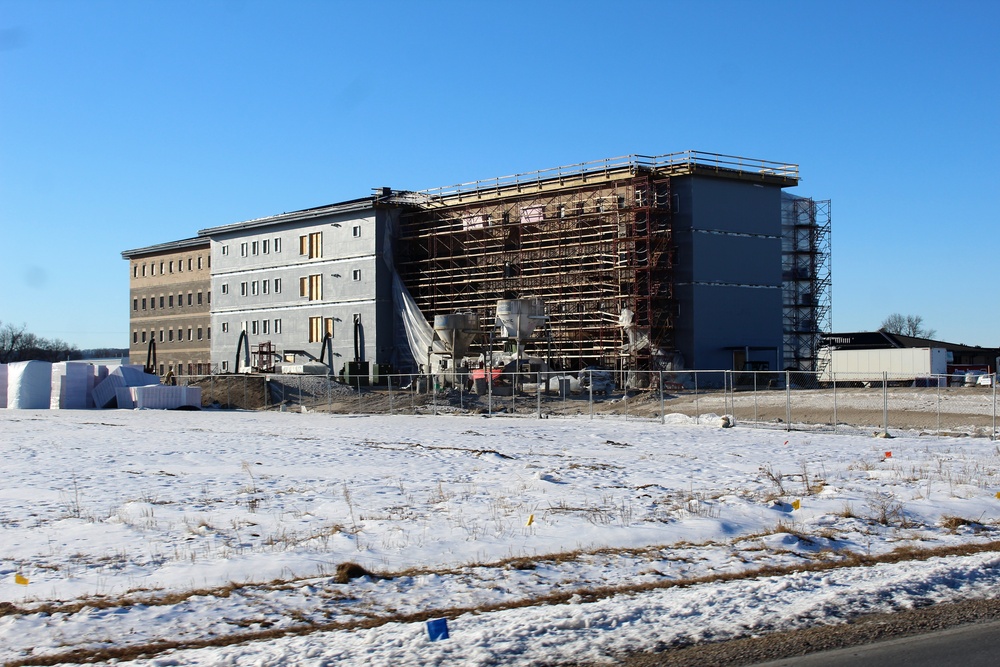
[352,225,361,238]
[300,274,322,300]
[222,322,229,333]
[352,269,362,281]
[274,237,281,253]
[222,360,229,372]
[198,256,204,268]
[196,292,201,305]
[251,241,259,255]
[240,242,248,257]
[168,295,174,308]
[133,265,138,278]
[326,318,334,338]
[221,246,228,256]
[159,296,164,308]
[240,282,248,297]
[251,281,259,296]
[151,297,156,310]
[188,258,193,271]
[207,291,210,303]
[274,278,281,293]
[299,231,322,258]
[188,328,193,341]
[222,284,229,295]
[178,292,184,307]
[207,327,211,339]
[169,261,174,273]
[251,320,259,335]
[197,327,203,340]
[262,280,269,295]
[142,298,147,310]
[168,329,174,342]
[274,319,281,334]
[142,264,147,277]
[262,319,269,335]
[133,331,138,344]
[133,298,138,311]
[308,316,323,343]
[262,239,269,254]
[178,259,183,273]
[141,331,147,343]
[160,262,165,274]
[158,330,164,343]
[186,292,191,306]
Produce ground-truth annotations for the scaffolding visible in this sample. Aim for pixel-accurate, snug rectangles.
[781,196,832,370]
[396,152,801,374]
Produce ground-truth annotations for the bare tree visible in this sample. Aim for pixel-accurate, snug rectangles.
[880,313,937,339]
[0,321,78,363]
[0,321,28,363]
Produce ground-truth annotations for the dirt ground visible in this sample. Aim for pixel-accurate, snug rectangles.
[271,381,998,437]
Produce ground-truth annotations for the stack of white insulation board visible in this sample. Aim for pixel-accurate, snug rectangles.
[50,362,95,409]
[91,365,159,409]
[0,364,7,408]
[118,385,201,410]
[6,361,53,409]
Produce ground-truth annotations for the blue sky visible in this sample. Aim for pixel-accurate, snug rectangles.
[1,0,997,350]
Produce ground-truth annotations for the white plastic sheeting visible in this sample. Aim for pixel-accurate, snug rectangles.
[392,272,434,370]
[130,385,201,409]
[92,365,159,409]
[6,361,53,409]
[50,362,94,409]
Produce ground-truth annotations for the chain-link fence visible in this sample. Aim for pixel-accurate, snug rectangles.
[172,370,998,440]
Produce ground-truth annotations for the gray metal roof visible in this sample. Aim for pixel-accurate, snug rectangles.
[121,236,209,260]
[197,196,380,237]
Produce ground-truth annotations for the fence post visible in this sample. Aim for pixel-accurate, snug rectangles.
[832,372,838,434]
[536,379,541,419]
[753,371,759,427]
[883,371,889,434]
[659,371,664,425]
[785,370,791,432]
[936,376,942,434]
[624,382,628,422]
[694,372,699,425]
[993,373,997,441]
[589,377,594,420]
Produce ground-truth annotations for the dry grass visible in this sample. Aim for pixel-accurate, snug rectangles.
[7,540,1000,667]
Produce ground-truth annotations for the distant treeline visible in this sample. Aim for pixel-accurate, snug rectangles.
[0,321,126,364]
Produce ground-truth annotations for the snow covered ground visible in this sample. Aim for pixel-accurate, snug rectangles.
[3,409,1000,665]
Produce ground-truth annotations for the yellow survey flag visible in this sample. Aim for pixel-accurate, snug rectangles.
[14,573,28,585]
[791,499,801,510]
[526,514,534,526]
[996,492,1000,500]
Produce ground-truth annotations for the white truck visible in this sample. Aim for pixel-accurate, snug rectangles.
[818,347,948,383]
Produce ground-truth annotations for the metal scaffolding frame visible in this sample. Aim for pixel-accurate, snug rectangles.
[396,168,676,373]
[781,196,832,370]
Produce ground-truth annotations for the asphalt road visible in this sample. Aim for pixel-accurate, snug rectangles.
[591,597,1000,667]
[749,618,1000,666]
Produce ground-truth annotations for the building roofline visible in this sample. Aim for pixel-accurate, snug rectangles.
[197,196,382,237]
[414,150,799,207]
[121,236,209,260]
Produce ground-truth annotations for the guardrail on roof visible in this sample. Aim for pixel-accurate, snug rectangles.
[415,150,799,201]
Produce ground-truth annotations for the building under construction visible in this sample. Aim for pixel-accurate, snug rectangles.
[395,152,831,376]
